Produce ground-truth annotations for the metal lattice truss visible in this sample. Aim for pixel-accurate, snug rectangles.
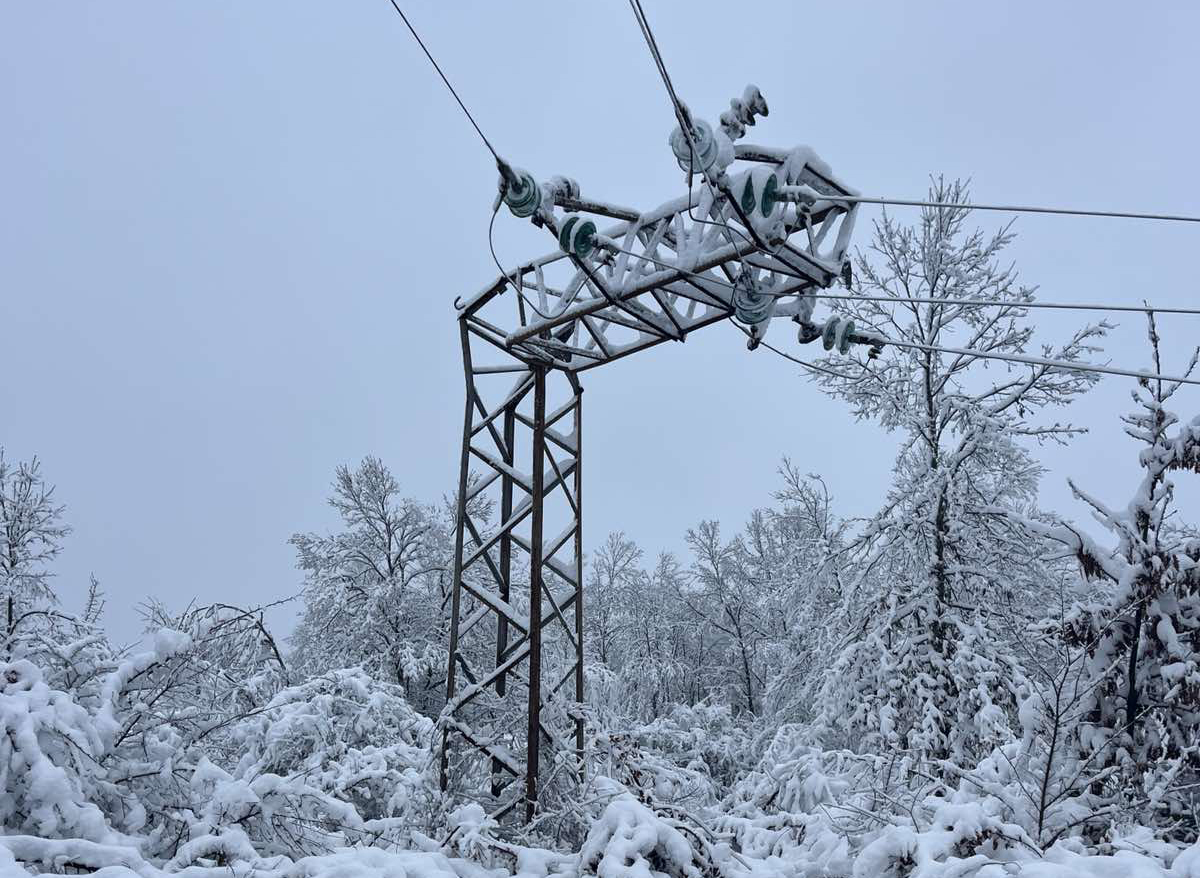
[455,144,859,373]
[442,100,860,823]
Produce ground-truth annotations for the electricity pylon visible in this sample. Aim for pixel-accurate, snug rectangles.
[441,87,860,823]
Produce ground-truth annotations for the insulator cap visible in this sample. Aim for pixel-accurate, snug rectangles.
[797,320,823,345]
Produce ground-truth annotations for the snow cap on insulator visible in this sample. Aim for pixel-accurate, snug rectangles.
[545,176,580,202]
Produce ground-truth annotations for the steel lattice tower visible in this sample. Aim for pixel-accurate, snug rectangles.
[440,89,860,823]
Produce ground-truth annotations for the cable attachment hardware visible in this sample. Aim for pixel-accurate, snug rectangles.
[498,165,541,218]
[558,214,598,259]
[544,176,581,205]
[719,85,768,141]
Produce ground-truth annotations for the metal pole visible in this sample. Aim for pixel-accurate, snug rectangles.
[492,405,516,797]
[572,378,585,782]
[525,367,547,823]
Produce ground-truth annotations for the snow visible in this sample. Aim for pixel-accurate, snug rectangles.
[5,205,1200,878]
[1173,842,1200,878]
[578,794,701,878]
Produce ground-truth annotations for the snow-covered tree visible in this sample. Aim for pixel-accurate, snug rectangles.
[1023,315,1200,832]
[290,457,453,715]
[584,532,644,670]
[584,533,719,719]
[809,179,1106,766]
[1,450,70,638]
[680,520,769,716]
[751,463,848,725]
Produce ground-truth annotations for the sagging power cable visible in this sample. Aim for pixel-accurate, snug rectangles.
[820,195,1200,225]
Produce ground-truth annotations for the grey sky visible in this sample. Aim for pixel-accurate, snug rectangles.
[4,2,1198,646]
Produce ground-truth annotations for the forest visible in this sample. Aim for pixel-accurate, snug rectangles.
[4,195,1199,877]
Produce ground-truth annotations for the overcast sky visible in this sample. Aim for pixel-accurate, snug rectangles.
[4,2,1198,646]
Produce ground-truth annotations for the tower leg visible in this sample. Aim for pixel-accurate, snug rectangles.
[443,320,585,823]
[440,321,474,793]
[571,373,585,782]
[525,367,546,823]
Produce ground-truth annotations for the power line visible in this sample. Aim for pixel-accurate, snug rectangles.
[625,5,851,292]
[602,242,1200,318]
[728,320,852,380]
[385,1,503,167]
[849,336,1200,387]
[628,0,688,131]
[816,195,1200,224]
[604,246,1200,385]
[749,323,1200,388]
[626,0,764,262]
[807,291,1200,317]
[884,337,1200,385]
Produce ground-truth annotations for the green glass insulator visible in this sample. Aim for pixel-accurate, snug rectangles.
[572,220,596,258]
[503,169,541,218]
[761,172,779,217]
[838,319,856,354]
[740,176,757,216]
[558,216,579,252]
[822,318,839,351]
[558,215,596,259]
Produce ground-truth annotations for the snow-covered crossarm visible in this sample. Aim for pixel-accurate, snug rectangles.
[458,140,858,369]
